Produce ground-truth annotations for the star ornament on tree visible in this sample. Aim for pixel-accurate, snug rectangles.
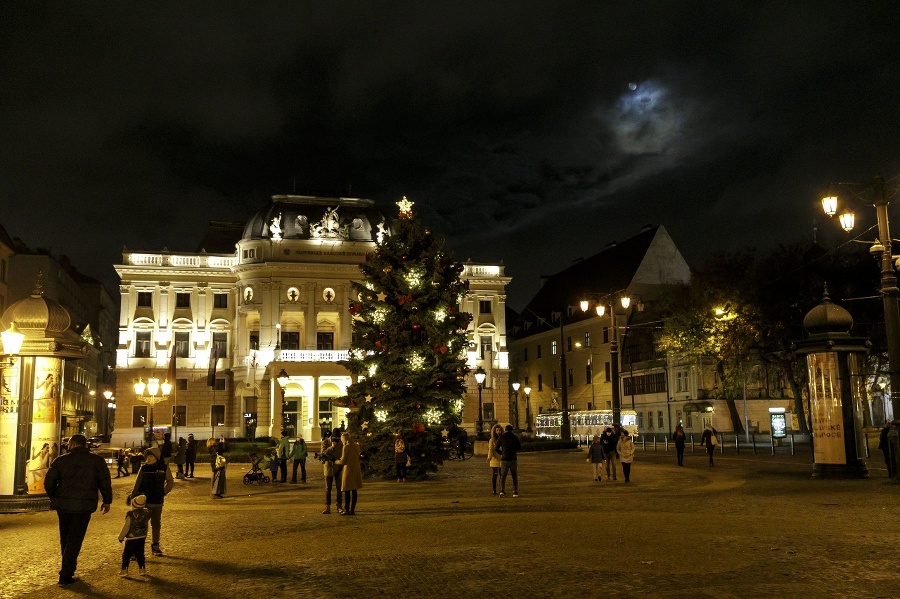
[376,292,387,302]
[441,428,449,439]
[365,394,373,403]
[397,196,415,218]
[362,420,370,430]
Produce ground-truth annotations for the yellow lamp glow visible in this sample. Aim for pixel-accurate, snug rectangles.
[822,195,838,216]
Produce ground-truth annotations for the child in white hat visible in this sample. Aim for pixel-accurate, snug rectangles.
[118,494,150,577]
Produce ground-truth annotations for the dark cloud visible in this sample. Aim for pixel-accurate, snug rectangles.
[2,2,900,308]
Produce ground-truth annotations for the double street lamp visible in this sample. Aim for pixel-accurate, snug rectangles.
[822,176,900,402]
[580,293,633,427]
[134,377,171,447]
[823,175,900,477]
[475,366,486,437]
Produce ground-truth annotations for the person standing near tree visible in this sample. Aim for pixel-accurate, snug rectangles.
[394,431,408,482]
[290,434,308,484]
[335,431,362,515]
[617,431,636,483]
[44,434,113,586]
[600,427,619,481]
[700,424,718,467]
[498,425,522,497]
[672,424,687,466]
[321,429,344,514]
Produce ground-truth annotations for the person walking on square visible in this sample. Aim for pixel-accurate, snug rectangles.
[701,424,718,466]
[276,429,291,483]
[487,424,503,494]
[115,448,129,478]
[118,494,150,577]
[130,446,173,557]
[290,434,308,484]
[394,432,408,482]
[44,434,113,586]
[587,435,605,481]
[498,425,521,497]
[672,424,687,466]
[321,429,344,514]
[211,444,227,498]
[335,431,362,515]
[600,427,619,481]
[185,433,198,478]
[617,431,636,483]
[174,437,186,479]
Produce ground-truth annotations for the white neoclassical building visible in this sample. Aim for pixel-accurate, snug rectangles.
[111,195,511,447]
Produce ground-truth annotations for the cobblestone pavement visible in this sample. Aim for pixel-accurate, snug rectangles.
[2,447,899,599]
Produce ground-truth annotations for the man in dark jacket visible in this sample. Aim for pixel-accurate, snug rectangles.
[498,425,522,497]
[131,446,173,556]
[44,434,113,586]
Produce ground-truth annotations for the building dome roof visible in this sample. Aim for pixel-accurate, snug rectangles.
[241,196,390,242]
[1,287,71,334]
[803,289,853,337]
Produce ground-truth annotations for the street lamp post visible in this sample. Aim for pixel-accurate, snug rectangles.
[475,366,486,437]
[511,381,521,432]
[580,294,631,426]
[823,175,900,478]
[524,386,532,432]
[277,369,289,435]
[558,313,572,442]
[134,377,171,447]
[103,388,114,437]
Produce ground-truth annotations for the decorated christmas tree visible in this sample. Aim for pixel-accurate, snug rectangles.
[341,197,471,477]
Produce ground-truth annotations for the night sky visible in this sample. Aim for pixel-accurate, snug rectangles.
[3,2,900,309]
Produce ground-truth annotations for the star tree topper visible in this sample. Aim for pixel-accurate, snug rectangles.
[397,196,414,218]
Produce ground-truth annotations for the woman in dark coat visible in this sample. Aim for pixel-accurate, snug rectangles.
[700,424,718,466]
[210,444,227,498]
[672,425,687,466]
[185,434,198,478]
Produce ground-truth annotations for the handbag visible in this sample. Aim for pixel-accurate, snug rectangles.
[710,434,718,446]
[215,454,227,468]
[405,456,412,467]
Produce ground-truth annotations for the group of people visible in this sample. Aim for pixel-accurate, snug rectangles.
[263,430,310,484]
[586,426,636,483]
[44,434,175,584]
[116,433,200,479]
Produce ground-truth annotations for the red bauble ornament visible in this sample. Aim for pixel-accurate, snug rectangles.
[412,323,421,330]
[448,306,455,313]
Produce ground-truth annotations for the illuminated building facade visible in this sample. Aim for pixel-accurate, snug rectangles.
[111,195,510,446]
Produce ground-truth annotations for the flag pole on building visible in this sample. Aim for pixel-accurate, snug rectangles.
[167,344,177,439]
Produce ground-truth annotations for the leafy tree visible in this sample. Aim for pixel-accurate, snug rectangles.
[339,198,471,477]
[660,241,888,434]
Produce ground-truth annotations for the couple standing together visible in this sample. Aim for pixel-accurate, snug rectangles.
[486,425,521,497]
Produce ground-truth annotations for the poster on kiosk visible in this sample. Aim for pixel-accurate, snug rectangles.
[0,361,21,495]
[27,357,62,494]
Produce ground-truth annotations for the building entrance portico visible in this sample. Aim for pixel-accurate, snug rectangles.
[268,361,350,442]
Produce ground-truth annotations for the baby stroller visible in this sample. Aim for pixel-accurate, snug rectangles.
[242,452,270,485]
